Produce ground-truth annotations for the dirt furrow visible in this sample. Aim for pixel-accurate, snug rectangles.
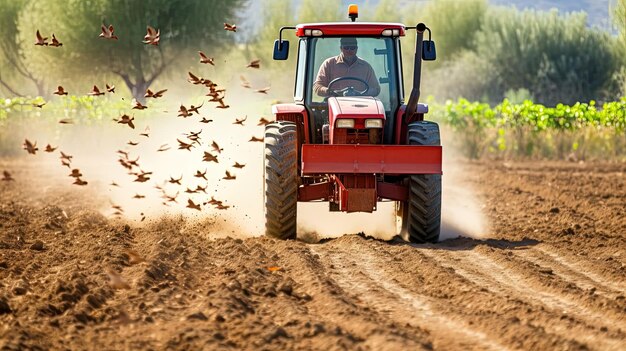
[535,246,626,291]
[513,246,625,297]
[311,244,506,351]
[418,247,626,351]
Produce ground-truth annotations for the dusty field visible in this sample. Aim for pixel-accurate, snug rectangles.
[1,158,625,350]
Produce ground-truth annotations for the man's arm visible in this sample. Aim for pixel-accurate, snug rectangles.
[365,64,381,96]
[313,59,332,97]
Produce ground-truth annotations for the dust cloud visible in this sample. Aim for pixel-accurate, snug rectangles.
[440,128,490,240]
[15,70,488,243]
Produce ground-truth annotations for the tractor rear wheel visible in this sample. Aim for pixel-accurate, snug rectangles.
[264,121,298,240]
[401,121,442,243]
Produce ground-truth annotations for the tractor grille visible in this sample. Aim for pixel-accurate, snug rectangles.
[334,128,382,144]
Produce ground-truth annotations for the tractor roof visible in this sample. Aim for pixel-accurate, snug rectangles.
[296,22,406,37]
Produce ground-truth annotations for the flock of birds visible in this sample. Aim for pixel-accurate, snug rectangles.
[8,21,278,218]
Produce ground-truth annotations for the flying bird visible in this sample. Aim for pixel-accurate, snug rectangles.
[178,105,192,118]
[199,117,213,124]
[222,170,236,180]
[133,193,145,199]
[34,30,48,46]
[258,117,272,126]
[206,196,222,206]
[187,72,203,85]
[186,199,201,211]
[249,136,264,142]
[143,26,160,45]
[53,86,68,95]
[45,144,57,152]
[69,169,83,178]
[233,116,247,125]
[240,75,251,89]
[144,89,167,98]
[88,85,105,96]
[177,138,193,151]
[188,103,203,114]
[211,141,222,154]
[32,102,46,108]
[157,144,170,152]
[127,140,139,146]
[49,34,62,47]
[115,114,135,129]
[194,169,207,180]
[2,171,14,181]
[73,178,88,186]
[58,118,74,124]
[223,23,237,32]
[233,162,246,169]
[23,139,38,155]
[215,99,230,109]
[163,191,179,203]
[195,184,207,194]
[198,51,214,65]
[106,84,115,93]
[202,151,218,163]
[168,175,182,185]
[60,151,73,162]
[246,59,260,69]
[99,24,118,40]
[131,99,147,110]
[255,87,270,94]
[139,126,150,137]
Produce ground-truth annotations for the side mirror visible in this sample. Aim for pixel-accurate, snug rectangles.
[422,40,436,61]
[273,40,289,60]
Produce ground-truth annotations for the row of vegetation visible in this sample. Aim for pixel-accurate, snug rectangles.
[429,97,626,160]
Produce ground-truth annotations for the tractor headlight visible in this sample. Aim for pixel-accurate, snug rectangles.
[365,119,383,128]
[336,119,355,128]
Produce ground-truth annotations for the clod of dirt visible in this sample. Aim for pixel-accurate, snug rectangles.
[12,280,29,296]
[30,240,45,251]
[549,207,560,214]
[278,279,294,295]
[0,296,11,314]
[265,326,289,342]
[187,312,208,321]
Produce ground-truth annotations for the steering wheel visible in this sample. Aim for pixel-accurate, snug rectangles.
[328,76,370,97]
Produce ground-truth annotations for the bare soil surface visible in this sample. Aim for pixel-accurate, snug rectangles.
[1,158,625,350]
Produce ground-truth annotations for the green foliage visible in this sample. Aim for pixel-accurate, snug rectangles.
[474,7,618,105]
[297,0,342,23]
[14,0,244,99]
[430,97,626,159]
[421,0,487,63]
[0,0,45,97]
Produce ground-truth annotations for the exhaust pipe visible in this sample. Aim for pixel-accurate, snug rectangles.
[405,23,426,123]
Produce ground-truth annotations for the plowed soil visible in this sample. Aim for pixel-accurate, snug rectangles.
[1,158,625,351]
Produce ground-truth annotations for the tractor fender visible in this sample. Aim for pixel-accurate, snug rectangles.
[272,103,309,144]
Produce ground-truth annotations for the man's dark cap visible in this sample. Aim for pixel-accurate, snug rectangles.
[340,37,358,46]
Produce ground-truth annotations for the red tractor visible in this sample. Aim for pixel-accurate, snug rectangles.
[264,5,441,243]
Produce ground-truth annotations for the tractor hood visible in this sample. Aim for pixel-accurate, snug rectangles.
[328,96,385,127]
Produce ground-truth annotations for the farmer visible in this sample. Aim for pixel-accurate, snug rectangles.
[313,37,380,97]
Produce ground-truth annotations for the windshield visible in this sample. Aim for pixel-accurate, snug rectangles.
[306,36,399,112]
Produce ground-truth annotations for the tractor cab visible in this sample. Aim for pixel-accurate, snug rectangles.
[265,4,443,244]
[275,23,408,145]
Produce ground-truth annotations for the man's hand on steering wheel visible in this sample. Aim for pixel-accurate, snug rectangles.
[327,76,370,97]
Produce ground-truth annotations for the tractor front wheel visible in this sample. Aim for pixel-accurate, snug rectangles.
[400,121,442,243]
[264,121,298,240]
